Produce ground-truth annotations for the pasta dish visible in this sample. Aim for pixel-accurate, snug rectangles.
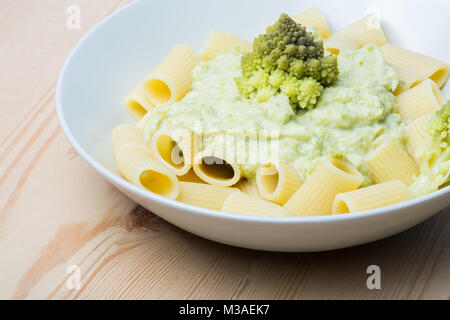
[110,7,450,217]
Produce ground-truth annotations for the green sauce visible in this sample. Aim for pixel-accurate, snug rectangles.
[141,45,406,186]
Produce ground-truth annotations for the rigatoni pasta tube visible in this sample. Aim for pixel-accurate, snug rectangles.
[331,14,388,47]
[392,65,425,96]
[124,84,154,121]
[283,157,363,217]
[236,179,261,198]
[406,114,432,159]
[366,135,419,186]
[193,148,241,187]
[324,36,361,55]
[292,6,330,38]
[111,124,150,156]
[222,191,287,217]
[201,30,251,61]
[333,180,410,214]
[144,44,200,106]
[113,148,180,199]
[177,182,236,210]
[256,162,303,205]
[381,44,450,88]
[396,79,444,122]
[151,128,194,176]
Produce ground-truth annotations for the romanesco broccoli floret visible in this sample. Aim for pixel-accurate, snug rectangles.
[410,101,450,197]
[235,13,338,111]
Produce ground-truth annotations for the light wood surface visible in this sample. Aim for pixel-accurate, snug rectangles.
[0,0,448,300]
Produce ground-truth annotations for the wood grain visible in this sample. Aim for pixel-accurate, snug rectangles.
[0,0,448,300]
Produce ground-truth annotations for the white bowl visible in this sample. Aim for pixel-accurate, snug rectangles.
[56,0,450,252]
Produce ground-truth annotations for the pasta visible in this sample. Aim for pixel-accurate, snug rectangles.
[221,191,287,217]
[201,30,252,61]
[256,162,303,205]
[330,14,388,47]
[150,128,194,176]
[381,44,450,88]
[333,180,410,214]
[193,148,241,187]
[391,65,425,96]
[177,182,236,210]
[283,157,363,216]
[236,179,261,198]
[144,44,200,106]
[396,79,444,122]
[324,36,361,55]
[292,6,330,38]
[406,114,432,159]
[113,147,180,199]
[123,84,154,121]
[366,135,419,186]
[112,125,179,199]
[111,124,150,156]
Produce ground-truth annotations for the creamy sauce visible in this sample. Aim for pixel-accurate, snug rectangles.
[141,45,406,186]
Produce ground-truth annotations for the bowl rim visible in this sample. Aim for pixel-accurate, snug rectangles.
[56,0,450,225]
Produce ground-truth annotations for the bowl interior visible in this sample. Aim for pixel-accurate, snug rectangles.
[58,0,449,189]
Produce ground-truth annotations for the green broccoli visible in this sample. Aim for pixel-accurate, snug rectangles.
[410,101,450,197]
[235,13,338,111]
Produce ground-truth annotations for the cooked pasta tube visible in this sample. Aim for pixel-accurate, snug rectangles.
[256,162,303,205]
[144,44,200,106]
[406,114,433,159]
[236,179,261,198]
[123,84,154,121]
[201,30,252,61]
[396,79,444,122]
[292,6,330,38]
[331,14,388,47]
[177,182,236,210]
[193,149,241,187]
[381,44,450,88]
[111,124,150,156]
[283,157,363,217]
[333,180,410,214]
[113,148,180,199]
[366,135,419,186]
[221,191,287,217]
[391,65,425,96]
[324,36,361,55]
[151,128,194,176]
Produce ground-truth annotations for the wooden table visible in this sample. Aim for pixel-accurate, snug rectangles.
[0,0,448,300]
